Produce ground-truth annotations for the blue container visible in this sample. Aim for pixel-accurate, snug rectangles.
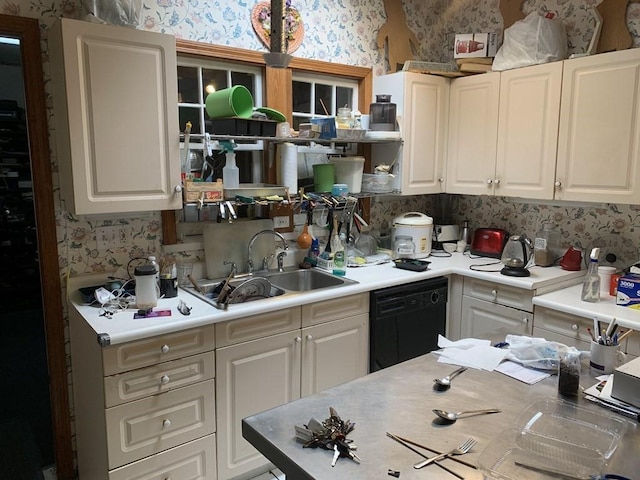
[311,117,336,139]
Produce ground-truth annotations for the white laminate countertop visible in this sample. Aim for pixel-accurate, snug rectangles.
[533,283,640,330]
[68,252,585,346]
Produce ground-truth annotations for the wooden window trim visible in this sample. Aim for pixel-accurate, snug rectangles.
[163,41,372,244]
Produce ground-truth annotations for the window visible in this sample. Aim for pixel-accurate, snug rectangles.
[177,56,264,182]
[291,72,358,130]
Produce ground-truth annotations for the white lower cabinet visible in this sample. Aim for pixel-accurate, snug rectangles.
[532,306,592,350]
[69,308,218,480]
[457,278,533,344]
[215,294,369,480]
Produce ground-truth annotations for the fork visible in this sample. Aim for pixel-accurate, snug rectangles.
[413,437,476,469]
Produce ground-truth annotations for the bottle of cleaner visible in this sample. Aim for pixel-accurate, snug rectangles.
[220,140,239,189]
[148,255,160,284]
[581,247,600,302]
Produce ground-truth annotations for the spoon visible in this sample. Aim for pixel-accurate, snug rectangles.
[433,408,502,423]
[433,366,467,390]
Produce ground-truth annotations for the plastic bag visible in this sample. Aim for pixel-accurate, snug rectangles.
[492,12,568,71]
[82,0,142,28]
[504,334,583,370]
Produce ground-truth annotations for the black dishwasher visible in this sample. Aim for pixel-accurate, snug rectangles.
[370,277,448,372]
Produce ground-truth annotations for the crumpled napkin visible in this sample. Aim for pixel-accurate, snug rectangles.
[433,335,509,371]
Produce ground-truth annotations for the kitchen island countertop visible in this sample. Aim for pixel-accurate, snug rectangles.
[242,352,638,480]
[69,253,584,345]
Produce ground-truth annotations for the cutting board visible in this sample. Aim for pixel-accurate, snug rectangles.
[596,0,637,53]
[204,219,276,279]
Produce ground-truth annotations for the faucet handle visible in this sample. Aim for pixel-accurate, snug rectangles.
[223,260,237,277]
[277,251,287,272]
[262,253,275,271]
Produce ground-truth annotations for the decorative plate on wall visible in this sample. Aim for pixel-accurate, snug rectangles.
[251,1,304,54]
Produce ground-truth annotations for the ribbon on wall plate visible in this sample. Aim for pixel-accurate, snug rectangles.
[251,1,304,54]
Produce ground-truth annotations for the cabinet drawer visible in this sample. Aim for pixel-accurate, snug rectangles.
[302,293,369,327]
[104,351,215,408]
[103,326,215,375]
[108,434,217,480]
[461,296,532,343]
[624,332,640,357]
[532,326,591,351]
[533,307,593,345]
[463,278,533,312]
[105,380,215,469]
[215,308,301,347]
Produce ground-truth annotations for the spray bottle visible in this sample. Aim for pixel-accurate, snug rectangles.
[220,140,239,189]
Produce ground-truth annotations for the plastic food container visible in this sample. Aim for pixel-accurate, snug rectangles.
[478,399,627,480]
[329,156,364,194]
[361,173,393,193]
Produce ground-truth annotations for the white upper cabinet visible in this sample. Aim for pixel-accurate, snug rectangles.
[556,48,640,203]
[496,62,562,199]
[50,18,182,215]
[372,72,449,195]
[446,72,500,195]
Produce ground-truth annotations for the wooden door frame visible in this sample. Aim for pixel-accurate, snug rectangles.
[0,14,73,479]
[162,41,373,244]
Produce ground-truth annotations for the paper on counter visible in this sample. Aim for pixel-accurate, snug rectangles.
[434,335,508,371]
[495,360,551,384]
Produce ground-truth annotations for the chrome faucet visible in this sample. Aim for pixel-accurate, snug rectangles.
[247,230,289,273]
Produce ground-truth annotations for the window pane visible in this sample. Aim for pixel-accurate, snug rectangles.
[202,68,228,103]
[336,86,353,111]
[231,72,256,99]
[293,81,311,113]
[178,66,199,103]
[179,106,201,133]
[315,84,332,116]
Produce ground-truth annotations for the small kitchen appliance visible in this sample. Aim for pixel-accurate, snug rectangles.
[392,212,433,258]
[433,224,460,250]
[559,246,583,271]
[500,234,533,277]
[470,228,509,258]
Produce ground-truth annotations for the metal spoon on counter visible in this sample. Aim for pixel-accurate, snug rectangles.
[433,366,467,391]
[432,408,502,423]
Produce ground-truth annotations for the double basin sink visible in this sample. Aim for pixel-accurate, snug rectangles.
[185,268,358,308]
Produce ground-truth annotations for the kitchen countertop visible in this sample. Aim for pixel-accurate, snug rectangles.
[68,253,585,346]
[242,352,638,480]
[534,283,640,330]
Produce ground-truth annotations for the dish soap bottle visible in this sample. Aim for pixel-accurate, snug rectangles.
[220,140,239,189]
[331,219,346,276]
[581,247,600,302]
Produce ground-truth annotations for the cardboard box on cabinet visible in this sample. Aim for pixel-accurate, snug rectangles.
[454,33,498,58]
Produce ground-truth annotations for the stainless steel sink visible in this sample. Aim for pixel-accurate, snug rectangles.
[263,269,358,292]
[183,269,358,309]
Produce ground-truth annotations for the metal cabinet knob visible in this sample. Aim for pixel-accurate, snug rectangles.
[162,419,171,429]
[486,179,493,185]
[161,344,170,354]
[571,324,579,331]
[160,375,170,385]
[438,177,444,183]
[491,289,498,297]
[554,181,562,188]
[295,336,301,343]
[522,317,529,324]
[306,334,313,341]
[494,179,500,185]
[174,185,182,193]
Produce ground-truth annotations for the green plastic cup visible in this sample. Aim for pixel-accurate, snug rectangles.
[313,163,335,193]
[205,85,254,119]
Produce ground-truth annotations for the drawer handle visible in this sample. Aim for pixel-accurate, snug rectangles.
[160,375,170,385]
[522,318,529,324]
[306,334,313,341]
[162,419,171,429]
[571,324,579,331]
[295,336,301,343]
[491,289,497,298]
[161,344,170,354]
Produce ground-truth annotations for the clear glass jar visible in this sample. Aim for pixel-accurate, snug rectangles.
[394,235,415,259]
[534,223,560,267]
[336,107,352,129]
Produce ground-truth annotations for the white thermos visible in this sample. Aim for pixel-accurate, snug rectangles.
[134,264,159,309]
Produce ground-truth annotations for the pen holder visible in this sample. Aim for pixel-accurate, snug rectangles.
[590,340,627,375]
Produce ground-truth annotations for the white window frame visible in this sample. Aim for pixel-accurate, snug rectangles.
[291,71,359,122]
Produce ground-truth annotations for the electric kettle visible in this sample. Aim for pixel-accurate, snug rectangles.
[500,234,533,277]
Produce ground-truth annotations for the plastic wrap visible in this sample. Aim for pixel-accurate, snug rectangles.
[82,0,142,27]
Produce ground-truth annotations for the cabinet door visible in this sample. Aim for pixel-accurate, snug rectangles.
[446,73,500,195]
[49,18,181,215]
[556,48,640,203]
[301,313,369,397]
[215,331,301,480]
[373,72,449,195]
[461,296,532,344]
[496,62,562,199]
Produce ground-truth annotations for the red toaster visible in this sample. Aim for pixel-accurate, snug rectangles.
[470,228,509,258]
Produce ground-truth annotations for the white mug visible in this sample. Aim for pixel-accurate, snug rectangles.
[590,340,627,375]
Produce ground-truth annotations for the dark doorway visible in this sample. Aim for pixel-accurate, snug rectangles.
[0,15,72,480]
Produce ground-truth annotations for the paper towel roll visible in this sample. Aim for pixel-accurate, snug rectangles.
[277,142,298,193]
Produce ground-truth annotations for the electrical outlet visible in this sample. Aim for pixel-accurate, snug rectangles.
[117,226,130,245]
[96,226,116,249]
